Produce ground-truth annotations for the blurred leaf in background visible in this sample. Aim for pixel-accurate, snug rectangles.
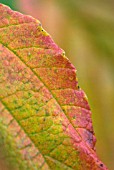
[0,0,114,169]
[0,0,17,10]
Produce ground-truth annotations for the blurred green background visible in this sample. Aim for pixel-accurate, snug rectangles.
[0,0,114,169]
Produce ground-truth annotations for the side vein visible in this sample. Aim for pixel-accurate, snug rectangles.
[0,42,83,141]
[0,99,51,170]
[0,41,95,161]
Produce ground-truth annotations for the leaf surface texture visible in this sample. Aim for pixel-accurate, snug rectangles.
[0,4,108,170]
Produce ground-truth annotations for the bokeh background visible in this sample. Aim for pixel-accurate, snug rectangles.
[0,0,114,169]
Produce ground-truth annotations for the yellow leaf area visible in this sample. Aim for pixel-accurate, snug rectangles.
[0,4,108,170]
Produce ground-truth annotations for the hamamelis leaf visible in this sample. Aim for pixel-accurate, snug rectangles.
[0,4,108,170]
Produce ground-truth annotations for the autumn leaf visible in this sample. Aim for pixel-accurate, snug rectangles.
[0,4,108,170]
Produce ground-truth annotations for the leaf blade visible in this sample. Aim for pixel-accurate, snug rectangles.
[0,4,108,170]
